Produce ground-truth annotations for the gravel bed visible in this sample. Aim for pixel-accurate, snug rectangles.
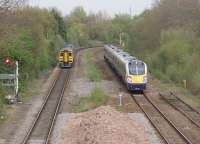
[68,78,121,98]
[128,113,164,144]
[50,113,69,144]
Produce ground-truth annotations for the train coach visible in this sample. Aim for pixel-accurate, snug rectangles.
[58,46,74,68]
[104,45,148,91]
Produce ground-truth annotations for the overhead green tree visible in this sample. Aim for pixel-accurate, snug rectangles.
[0,6,65,104]
[65,6,89,46]
[51,8,67,40]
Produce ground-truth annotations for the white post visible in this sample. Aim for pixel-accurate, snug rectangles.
[119,92,122,106]
[120,33,122,46]
[15,61,19,101]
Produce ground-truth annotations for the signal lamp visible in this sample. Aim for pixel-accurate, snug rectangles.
[4,57,13,65]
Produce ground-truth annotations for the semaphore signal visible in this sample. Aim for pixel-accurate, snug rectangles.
[1,57,20,103]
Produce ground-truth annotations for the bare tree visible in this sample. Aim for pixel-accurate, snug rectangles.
[0,0,27,40]
[0,0,27,13]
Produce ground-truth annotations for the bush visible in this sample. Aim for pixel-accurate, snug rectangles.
[149,29,200,94]
[152,69,169,83]
[74,87,107,112]
[90,87,107,104]
[166,64,181,83]
[191,73,200,94]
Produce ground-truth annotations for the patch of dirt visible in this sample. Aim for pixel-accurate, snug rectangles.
[72,51,86,79]
[0,67,60,144]
[62,106,150,144]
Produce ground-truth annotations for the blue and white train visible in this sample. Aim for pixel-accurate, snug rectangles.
[104,45,148,91]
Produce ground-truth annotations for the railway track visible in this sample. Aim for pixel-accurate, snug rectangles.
[21,69,70,144]
[19,46,101,144]
[132,93,195,144]
[160,92,200,129]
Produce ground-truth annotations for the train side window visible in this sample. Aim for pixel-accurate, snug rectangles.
[60,53,64,56]
[69,53,72,56]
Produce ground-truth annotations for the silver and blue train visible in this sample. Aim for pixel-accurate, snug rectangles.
[104,45,148,91]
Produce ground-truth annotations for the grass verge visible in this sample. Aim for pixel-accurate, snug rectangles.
[84,51,102,82]
[74,86,107,112]
[87,65,101,82]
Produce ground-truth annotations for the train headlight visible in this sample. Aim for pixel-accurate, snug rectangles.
[143,76,148,83]
[127,76,132,83]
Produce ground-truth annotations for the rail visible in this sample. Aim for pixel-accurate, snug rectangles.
[132,93,193,144]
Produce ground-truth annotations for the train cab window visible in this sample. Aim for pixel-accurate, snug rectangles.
[60,53,64,56]
[69,53,72,56]
[129,61,145,75]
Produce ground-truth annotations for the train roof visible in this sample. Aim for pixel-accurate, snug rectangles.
[60,47,73,52]
[105,45,133,60]
[104,45,145,64]
[64,43,74,48]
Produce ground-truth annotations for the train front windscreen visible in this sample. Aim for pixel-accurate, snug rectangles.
[129,61,145,75]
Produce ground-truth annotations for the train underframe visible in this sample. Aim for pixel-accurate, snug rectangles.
[127,83,146,91]
[59,62,73,68]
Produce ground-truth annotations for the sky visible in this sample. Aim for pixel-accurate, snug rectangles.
[29,0,155,17]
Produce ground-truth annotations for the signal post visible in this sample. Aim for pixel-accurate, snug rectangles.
[0,57,20,103]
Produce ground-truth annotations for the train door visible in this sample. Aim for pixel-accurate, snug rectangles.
[64,51,68,64]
